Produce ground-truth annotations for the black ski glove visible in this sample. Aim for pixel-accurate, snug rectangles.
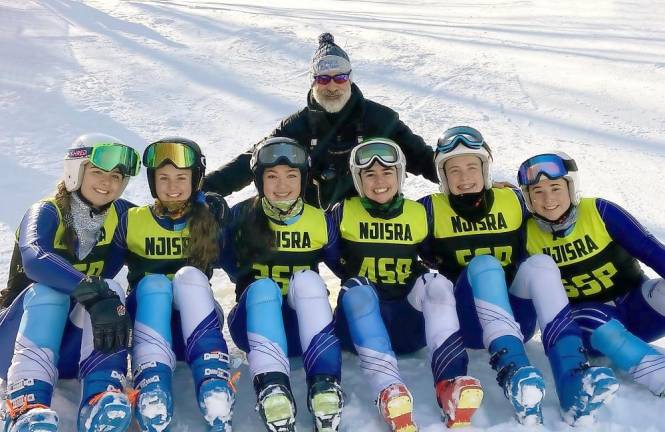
[72,276,132,354]
[204,191,229,225]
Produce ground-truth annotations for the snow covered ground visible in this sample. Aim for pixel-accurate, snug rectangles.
[1,0,665,430]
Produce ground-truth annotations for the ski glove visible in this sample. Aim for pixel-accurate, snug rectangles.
[204,191,229,225]
[72,276,132,354]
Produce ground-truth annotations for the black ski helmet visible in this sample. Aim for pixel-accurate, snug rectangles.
[251,137,310,198]
[143,137,206,199]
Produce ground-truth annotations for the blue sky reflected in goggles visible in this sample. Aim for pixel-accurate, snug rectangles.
[517,154,577,186]
[436,126,485,153]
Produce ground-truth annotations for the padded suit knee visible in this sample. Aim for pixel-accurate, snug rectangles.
[342,283,393,355]
[246,279,287,353]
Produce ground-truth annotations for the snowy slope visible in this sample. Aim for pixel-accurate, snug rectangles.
[1,1,665,431]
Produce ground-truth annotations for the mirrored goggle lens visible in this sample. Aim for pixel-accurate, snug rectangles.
[90,144,141,176]
[143,142,197,169]
[437,127,484,153]
[313,73,351,85]
[258,142,308,166]
[354,142,399,166]
[517,154,570,186]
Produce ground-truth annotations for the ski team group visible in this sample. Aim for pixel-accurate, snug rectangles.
[0,32,663,432]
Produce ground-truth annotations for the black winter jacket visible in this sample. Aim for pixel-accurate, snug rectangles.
[203,84,437,209]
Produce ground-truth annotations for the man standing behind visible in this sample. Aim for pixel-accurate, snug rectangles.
[203,33,437,210]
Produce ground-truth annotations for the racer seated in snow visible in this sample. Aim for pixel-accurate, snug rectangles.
[518,152,665,398]
[418,126,618,426]
[0,134,140,432]
[327,138,483,431]
[222,137,343,432]
[109,138,235,432]
[203,32,438,210]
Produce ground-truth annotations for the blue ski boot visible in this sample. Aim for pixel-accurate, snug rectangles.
[489,335,545,425]
[254,372,296,432]
[548,335,618,426]
[191,352,237,432]
[3,379,58,432]
[5,408,58,432]
[134,362,173,432]
[78,369,132,432]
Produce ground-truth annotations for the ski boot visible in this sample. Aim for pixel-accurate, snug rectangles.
[435,376,483,428]
[134,362,173,432]
[377,383,417,432]
[78,369,133,432]
[5,407,58,432]
[3,379,58,432]
[489,335,545,425]
[192,352,238,432]
[307,375,343,432]
[255,372,296,432]
[198,378,237,432]
[549,335,618,426]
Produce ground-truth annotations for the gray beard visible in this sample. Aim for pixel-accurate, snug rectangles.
[313,87,352,113]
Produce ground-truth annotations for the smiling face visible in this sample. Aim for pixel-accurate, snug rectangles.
[360,162,398,204]
[312,71,352,113]
[154,163,193,203]
[528,177,572,221]
[444,154,484,195]
[79,164,124,208]
[262,165,302,202]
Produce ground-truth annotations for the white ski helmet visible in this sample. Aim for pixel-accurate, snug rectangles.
[349,137,406,198]
[517,151,580,212]
[434,126,493,195]
[63,133,136,192]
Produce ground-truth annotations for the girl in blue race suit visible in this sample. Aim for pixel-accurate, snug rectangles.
[419,127,618,426]
[0,133,140,432]
[109,137,234,432]
[223,137,343,432]
[330,138,483,431]
[518,152,665,397]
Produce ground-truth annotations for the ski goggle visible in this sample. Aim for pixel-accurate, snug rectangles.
[256,141,309,167]
[436,126,485,153]
[67,143,140,176]
[517,153,578,186]
[313,71,351,85]
[143,141,203,169]
[353,141,400,168]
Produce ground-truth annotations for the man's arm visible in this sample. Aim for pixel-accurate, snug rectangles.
[365,100,438,183]
[202,150,253,196]
[390,114,438,183]
[202,111,310,196]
